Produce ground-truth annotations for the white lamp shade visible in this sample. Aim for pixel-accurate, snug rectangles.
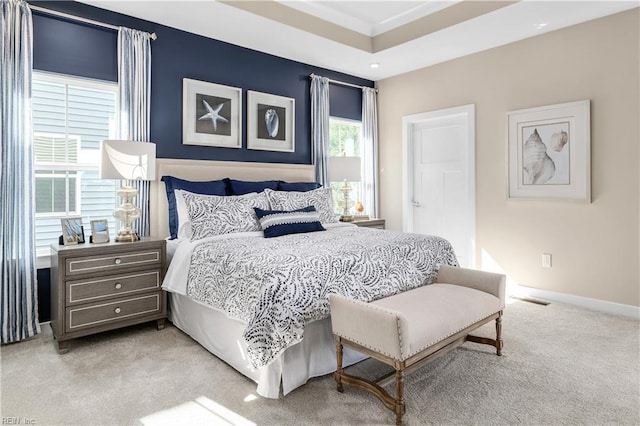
[329,156,361,182]
[100,140,156,180]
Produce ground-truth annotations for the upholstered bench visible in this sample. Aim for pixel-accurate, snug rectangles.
[329,265,506,425]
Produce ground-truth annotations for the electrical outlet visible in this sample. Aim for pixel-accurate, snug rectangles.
[542,253,552,268]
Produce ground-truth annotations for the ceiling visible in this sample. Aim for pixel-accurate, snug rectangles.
[78,0,638,81]
[277,0,462,36]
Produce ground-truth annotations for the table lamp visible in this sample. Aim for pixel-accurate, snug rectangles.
[100,140,156,242]
[329,155,361,222]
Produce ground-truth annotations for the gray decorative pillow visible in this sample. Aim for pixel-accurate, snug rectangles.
[180,191,270,240]
[264,187,338,224]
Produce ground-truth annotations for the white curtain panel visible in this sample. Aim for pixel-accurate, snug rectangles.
[118,27,152,237]
[0,0,40,343]
[310,75,330,186]
[362,87,379,217]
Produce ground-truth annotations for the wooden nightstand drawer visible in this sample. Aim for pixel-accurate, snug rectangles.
[66,293,162,332]
[66,249,161,276]
[67,270,161,306]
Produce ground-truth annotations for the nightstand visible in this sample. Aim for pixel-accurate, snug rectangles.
[352,218,386,229]
[50,237,167,353]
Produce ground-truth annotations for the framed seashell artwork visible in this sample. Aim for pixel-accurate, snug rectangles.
[247,90,295,152]
[182,78,242,148]
[508,100,591,202]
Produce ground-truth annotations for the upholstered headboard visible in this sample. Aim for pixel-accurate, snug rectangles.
[150,158,315,238]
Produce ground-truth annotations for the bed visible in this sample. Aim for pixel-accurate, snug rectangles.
[150,159,458,398]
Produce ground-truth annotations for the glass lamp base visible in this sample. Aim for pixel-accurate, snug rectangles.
[339,182,354,222]
[113,183,141,243]
[115,229,139,242]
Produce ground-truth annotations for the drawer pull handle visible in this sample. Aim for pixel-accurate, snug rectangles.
[114,307,121,314]
[115,283,122,290]
[114,258,122,265]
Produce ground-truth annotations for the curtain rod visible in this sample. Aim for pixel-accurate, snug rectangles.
[309,73,377,92]
[28,5,157,40]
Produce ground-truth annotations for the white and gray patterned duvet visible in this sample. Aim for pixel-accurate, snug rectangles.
[181,225,458,368]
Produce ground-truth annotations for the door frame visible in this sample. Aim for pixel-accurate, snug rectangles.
[401,104,476,266]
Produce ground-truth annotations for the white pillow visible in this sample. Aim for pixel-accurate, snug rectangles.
[264,187,338,224]
[174,189,192,240]
[179,190,269,240]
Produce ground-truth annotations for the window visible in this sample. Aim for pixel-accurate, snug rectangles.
[329,118,363,215]
[33,72,119,257]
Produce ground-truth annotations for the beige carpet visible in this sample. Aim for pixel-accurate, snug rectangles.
[1,299,639,425]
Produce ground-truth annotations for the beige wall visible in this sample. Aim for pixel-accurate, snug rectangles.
[377,9,639,307]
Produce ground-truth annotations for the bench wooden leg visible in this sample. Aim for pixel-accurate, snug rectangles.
[335,338,344,393]
[466,311,504,356]
[496,313,503,356]
[395,368,406,425]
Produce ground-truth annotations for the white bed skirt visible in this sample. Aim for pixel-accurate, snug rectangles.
[168,292,367,398]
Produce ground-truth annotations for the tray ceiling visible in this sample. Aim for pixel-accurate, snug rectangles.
[78,0,638,80]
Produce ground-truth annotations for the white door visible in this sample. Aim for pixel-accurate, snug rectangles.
[402,105,475,267]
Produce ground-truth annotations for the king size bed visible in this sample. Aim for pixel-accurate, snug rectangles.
[150,159,458,398]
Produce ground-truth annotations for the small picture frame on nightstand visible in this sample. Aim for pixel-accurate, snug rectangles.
[90,219,110,244]
[60,217,85,245]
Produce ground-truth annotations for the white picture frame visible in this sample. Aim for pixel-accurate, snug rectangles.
[508,100,591,201]
[247,90,295,152]
[182,78,242,148]
[90,219,110,244]
[60,217,85,245]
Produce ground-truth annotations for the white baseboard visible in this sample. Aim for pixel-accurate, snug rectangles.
[512,285,640,320]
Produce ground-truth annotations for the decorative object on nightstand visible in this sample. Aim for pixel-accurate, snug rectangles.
[60,217,85,245]
[90,219,110,243]
[329,154,361,222]
[49,238,167,353]
[100,140,156,242]
[353,218,385,229]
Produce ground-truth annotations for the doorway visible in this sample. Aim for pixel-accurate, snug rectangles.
[402,104,475,268]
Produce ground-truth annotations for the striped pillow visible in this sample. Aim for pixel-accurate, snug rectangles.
[254,206,326,238]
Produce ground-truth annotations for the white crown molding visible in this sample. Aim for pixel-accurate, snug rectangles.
[276,0,461,36]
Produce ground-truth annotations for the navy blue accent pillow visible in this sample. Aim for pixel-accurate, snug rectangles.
[254,206,325,238]
[226,178,281,195]
[277,181,321,192]
[161,176,228,239]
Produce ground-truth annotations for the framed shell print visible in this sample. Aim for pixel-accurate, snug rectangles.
[247,90,295,152]
[508,100,590,201]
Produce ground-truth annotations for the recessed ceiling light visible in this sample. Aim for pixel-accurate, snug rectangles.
[370,62,380,69]
[536,23,549,30]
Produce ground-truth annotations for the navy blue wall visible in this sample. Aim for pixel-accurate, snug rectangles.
[30,1,373,165]
[30,1,373,322]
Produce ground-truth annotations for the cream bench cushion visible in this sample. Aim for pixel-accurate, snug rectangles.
[375,284,502,360]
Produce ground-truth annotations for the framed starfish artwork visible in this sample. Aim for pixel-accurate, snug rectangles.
[246,90,295,152]
[182,78,242,148]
